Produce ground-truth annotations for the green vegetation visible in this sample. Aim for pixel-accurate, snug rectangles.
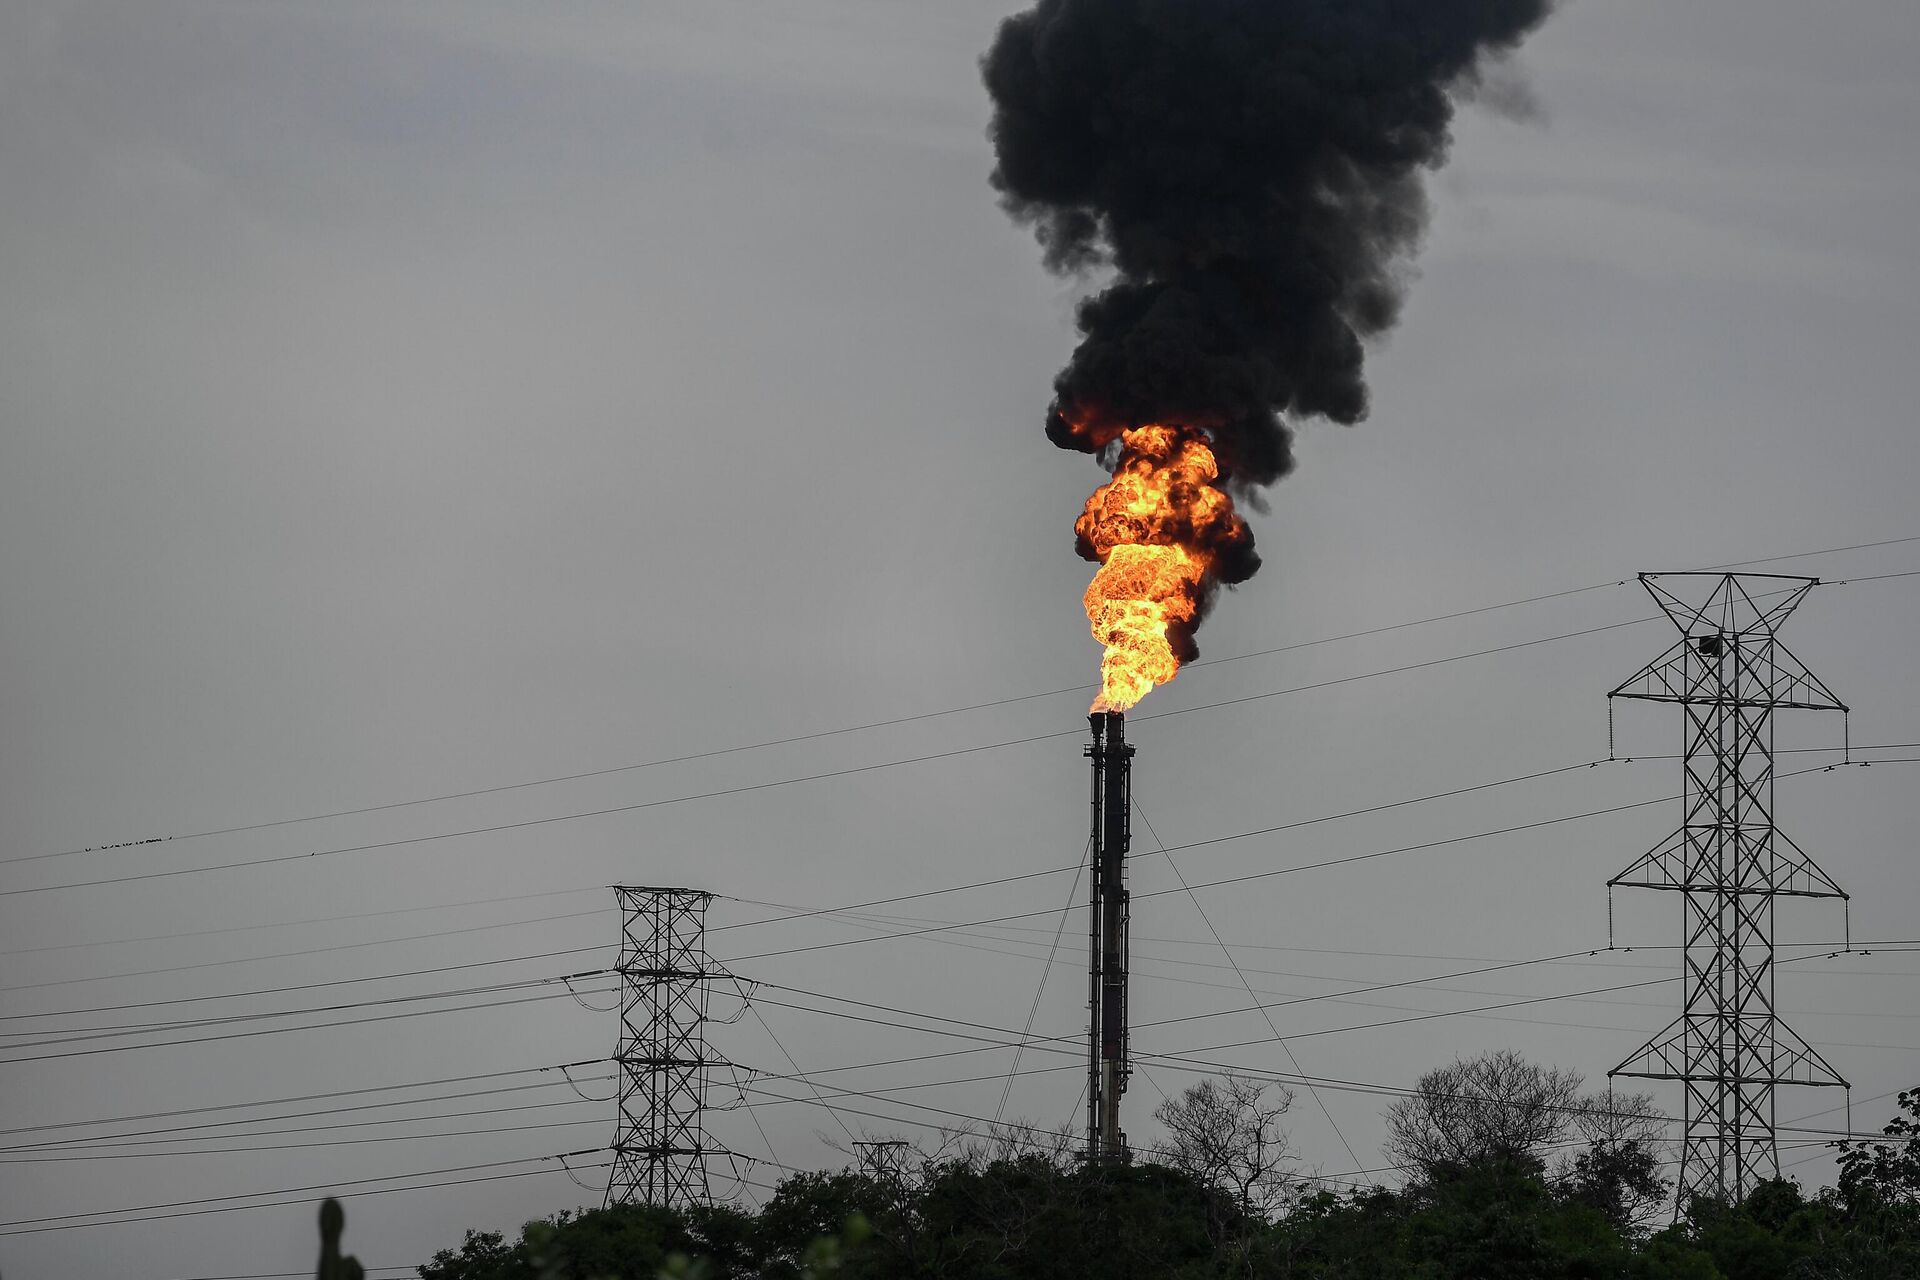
[401,1063,1920,1280]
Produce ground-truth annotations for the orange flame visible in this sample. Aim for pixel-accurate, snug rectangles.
[1076,424,1247,712]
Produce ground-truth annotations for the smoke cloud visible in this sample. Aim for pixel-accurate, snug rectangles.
[985,0,1554,582]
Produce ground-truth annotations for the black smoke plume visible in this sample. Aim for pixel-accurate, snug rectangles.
[985,0,1553,565]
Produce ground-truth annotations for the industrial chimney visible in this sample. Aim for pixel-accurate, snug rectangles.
[1085,711,1133,1161]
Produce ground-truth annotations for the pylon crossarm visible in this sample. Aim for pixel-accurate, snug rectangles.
[1639,572,1817,638]
[1610,643,1846,711]
[1613,1019,1847,1088]
[1608,844,1680,892]
[1765,639,1849,711]
[1610,829,1845,898]
[1642,577,1730,635]
[1734,576,1817,635]
[1611,1016,1690,1079]
[1608,640,1695,703]
[1751,1019,1850,1088]
[1764,830,1848,898]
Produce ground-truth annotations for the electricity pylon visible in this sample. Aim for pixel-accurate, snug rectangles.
[605,886,715,1209]
[1607,573,1849,1209]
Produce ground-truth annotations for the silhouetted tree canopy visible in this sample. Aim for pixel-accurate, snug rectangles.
[1383,1049,1587,1177]
[1152,1072,1296,1218]
[404,1063,1920,1280]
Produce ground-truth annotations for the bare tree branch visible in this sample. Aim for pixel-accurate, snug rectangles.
[1152,1073,1298,1217]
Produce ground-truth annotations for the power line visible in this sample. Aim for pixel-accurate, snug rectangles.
[0,618,1655,901]
[738,984,861,1146]
[7,546,1909,1263]
[15,745,1816,1056]
[1129,616,1655,729]
[1124,947,1910,1080]
[748,948,1612,1058]
[19,530,1910,878]
[805,905,1577,964]
[0,885,607,960]
[1137,941,1919,1053]
[1134,791,1363,1171]
[0,1150,612,1238]
[746,970,1901,1145]
[800,897,1655,979]
[0,982,615,1066]
[777,905,1647,1023]
[746,1063,1644,1159]
[0,966,611,1050]
[759,1031,1874,1154]
[1830,568,1920,585]
[0,945,612,1025]
[724,793,1666,963]
[742,1079,1078,1152]
[33,948,1889,1243]
[742,940,1912,1097]
[7,587,1904,921]
[726,1065,786,1177]
[0,908,612,996]
[51,733,1872,1002]
[0,1068,612,1154]
[5,577,1642,870]
[443,964,1897,1198]
[0,1112,612,1163]
[713,756,1607,936]
[0,1058,606,1143]
[1693,533,1920,572]
[724,758,1911,965]
[718,761,1635,963]
[767,900,1912,1034]
[0,730,1082,899]
[739,1064,1735,1169]
[3,1086,615,1157]
[992,843,1083,1124]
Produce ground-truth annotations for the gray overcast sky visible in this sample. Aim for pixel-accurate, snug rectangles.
[3,0,1919,1275]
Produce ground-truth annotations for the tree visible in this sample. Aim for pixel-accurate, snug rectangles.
[416,1229,527,1280]
[1837,1087,1920,1209]
[1557,1087,1671,1233]
[411,1204,748,1280]
[1384,1051,1585,1179]
[912,1157,1221,1280]
[1152,1073,1296,1217]
[953,1120,1079,1174]
[755,1170,895,1278]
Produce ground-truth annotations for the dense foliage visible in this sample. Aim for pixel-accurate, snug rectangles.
[406,1072,1920,1280]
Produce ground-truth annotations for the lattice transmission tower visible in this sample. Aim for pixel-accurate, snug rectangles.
[1606,573,1849,1209]
[605,886,716,1209]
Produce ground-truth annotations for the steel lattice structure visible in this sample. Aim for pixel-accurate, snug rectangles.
[605,886,715,1209]
[1607,573,1849,1209]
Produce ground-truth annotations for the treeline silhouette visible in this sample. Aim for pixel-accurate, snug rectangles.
[354,1055,1919,1279]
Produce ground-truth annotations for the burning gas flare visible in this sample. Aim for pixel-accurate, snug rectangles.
[987,0,1554,720]
[1075,424,1250,712]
